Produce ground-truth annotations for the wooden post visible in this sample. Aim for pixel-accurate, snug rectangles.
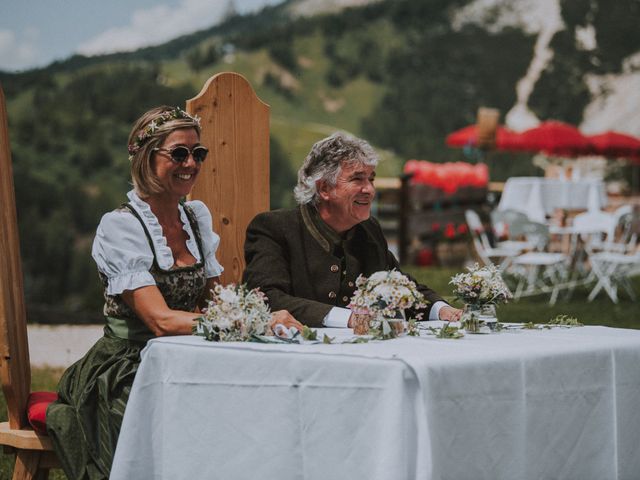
[0,85,31,429]
[476,107,500,150]
[398,173,413,265]
[187,73,270,285]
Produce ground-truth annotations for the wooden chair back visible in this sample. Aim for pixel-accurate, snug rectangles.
[0,73,269,477]
[187,72,270,285]
[0,85,31,430]
[0,85,58,479]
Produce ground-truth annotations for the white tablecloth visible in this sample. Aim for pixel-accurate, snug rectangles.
[112,325,640,480]
[498,177,607,222]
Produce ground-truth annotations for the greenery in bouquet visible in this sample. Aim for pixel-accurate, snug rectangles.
[427,322,465,339]
[348,269,427,319]
[450,263,512,305]
[194,284,271,342]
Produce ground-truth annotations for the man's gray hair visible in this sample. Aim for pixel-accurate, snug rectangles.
[294,132,379,205]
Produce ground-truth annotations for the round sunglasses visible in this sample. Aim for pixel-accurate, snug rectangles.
[153,146,209,163]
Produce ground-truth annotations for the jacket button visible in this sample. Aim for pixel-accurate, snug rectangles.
[330,264,339,273]
[342,296,349,302]
[348,281,354,287]
[328,291,336,299]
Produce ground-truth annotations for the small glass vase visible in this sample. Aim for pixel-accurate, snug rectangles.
[352,310,373,335]
[352,309,406,338]
[371,311,406,338]
[461,303,498,334]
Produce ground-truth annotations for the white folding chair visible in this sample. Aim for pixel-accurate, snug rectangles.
[465,209,521,271]
[490,209,537,252]
[553,210,616,296]
[572,210,615,255]
[587,251,640,302]
[603,207,637,254]
[508,221,569,304]
[587,209,640,303]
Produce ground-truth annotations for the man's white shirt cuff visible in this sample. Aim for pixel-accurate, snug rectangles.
[323,307,351,328]
[323,301,447,327]
[430,301,447,320]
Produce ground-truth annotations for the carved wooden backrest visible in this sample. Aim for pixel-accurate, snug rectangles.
[187,72,270,285]
[0,85,31,429]
[0,73,270,430]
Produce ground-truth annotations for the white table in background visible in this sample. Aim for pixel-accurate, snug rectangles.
[498,177,607,222]
[112,325,640,480]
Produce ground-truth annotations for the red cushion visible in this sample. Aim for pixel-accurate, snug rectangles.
[27,391,58,434]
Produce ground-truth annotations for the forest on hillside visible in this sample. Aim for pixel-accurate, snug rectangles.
[0,0,638,320]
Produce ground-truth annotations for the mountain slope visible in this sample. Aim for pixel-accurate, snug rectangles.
[452,0,640,134]
[0,0,638,317]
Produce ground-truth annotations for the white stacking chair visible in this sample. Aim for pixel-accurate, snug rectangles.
[509,221,569,304]
[572,210,615,256]
[552,210,616,297]
[603,205,636,253]
[490,209,538,252]
[587,251,639,302]
[587,209,640,303]
[567,210,615,281]
[465,209,521,271]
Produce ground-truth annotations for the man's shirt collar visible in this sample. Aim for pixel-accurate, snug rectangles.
[300,203,356,253]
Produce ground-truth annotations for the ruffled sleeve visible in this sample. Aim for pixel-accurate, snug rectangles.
[185,200,224,278]
[91,210,156,295]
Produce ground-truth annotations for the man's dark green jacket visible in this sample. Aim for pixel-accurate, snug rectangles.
[243,204,445,327]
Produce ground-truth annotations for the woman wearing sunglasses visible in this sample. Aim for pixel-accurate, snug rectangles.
[45,105,301,479]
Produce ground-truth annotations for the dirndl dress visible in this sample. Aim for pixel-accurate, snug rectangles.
[46,203,208,480]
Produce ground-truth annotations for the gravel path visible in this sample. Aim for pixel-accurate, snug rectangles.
[28,324,104,368]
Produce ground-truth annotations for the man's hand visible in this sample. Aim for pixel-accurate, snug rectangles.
[270,310,304,333]
[438,305,463,322]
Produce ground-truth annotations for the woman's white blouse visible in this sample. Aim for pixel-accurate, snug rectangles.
[92,190,224,295]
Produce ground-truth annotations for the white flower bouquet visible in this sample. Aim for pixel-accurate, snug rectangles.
[349,270,427,337]
[194,284,271,342]
[450,264,512,333]
[450,263,512,305]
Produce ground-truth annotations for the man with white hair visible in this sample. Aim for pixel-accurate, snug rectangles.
[243,132,462,328]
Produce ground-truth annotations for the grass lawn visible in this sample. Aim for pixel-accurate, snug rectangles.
[404,266,640,329]
[1,267,638,479]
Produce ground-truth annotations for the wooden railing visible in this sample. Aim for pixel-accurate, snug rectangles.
[374,175,489,266]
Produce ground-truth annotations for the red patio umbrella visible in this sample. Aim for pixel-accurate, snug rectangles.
[517,120,591,157]
[445,124,522,150]
[445,125,478,147]
[586,131,640,159]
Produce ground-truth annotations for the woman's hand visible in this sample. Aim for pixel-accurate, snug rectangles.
[269,310,304,334]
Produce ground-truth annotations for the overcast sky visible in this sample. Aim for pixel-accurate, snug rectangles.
[0,0,284,72]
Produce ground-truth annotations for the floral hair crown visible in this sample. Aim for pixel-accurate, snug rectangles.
[127,107,201,160]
